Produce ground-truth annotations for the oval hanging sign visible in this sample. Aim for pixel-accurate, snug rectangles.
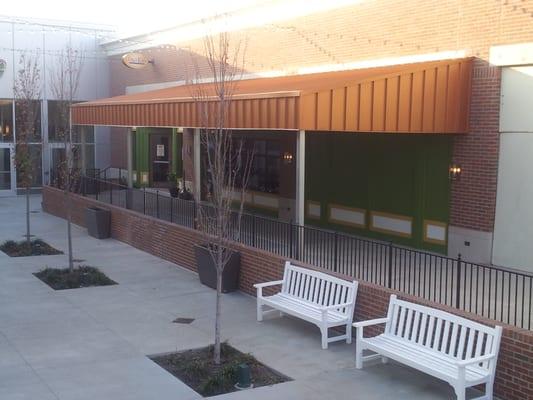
[122,52,152,69]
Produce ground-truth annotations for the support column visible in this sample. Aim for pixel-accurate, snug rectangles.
[126,128,133,188]
[193,128,201,201]
[295,130,305,226]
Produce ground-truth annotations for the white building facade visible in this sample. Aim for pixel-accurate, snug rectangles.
[491,43,533,272]
[0,16,113,195]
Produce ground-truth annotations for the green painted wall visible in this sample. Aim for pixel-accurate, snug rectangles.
[134,128,183,185]
[135,128,150,184]
[305,133,452,253]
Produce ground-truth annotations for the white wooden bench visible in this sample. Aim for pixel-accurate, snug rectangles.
[354,295,502,400]
[254,261,358,349]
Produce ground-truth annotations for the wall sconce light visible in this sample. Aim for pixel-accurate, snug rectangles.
[141,171,149,185]
[282,152,293,164]
[0,124,10,136]
[449,164,462,180]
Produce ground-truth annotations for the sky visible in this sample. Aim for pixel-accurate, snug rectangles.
[0,0,273,36]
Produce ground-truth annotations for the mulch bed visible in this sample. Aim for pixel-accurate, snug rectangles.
[34,266,117,290]
[0,239,63,257]
[150,343,289,397]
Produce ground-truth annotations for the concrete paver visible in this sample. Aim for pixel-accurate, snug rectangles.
[0,195,486,399]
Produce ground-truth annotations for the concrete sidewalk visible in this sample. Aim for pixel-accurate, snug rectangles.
[0,195,481,399]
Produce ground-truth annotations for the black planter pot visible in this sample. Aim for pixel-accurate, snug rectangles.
[194,244,241,293]
[169,186,179,198]
[178,189,194,200]
[85,207,111,239]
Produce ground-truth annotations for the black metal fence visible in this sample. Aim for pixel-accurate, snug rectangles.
[60,175,533,331]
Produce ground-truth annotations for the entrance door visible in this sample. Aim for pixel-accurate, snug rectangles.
[0,146,14,195]
[150,133,171,187]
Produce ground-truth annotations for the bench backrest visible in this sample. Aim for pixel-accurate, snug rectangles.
[384,295,502,374]
[281,262,358,316]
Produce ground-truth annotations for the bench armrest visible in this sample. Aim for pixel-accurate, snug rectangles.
[253,280,283,289]
[456,354,496,367]
[353,318,389,328]
[254,280,283,299]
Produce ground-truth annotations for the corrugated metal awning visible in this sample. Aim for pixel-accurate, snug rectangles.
[73,58,472,133]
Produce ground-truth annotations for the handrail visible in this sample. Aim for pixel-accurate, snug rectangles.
[51,173,533,330]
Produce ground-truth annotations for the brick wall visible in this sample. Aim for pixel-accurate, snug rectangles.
[450,60,502,232]
[42,186,533,400]
[108,0,533,234]
[109,47,223,97]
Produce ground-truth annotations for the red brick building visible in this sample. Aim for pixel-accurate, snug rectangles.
[81,0,533,270]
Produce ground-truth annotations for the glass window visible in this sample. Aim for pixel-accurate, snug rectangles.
[0,100,13,143]
[15,100,41,142]
[16,144,42,188]
[72,125,95,144]
[0,148,11,189]
[85,144,95,170]
[71,145,82,169]
[71,144,94,170]
[250,140,280,193]
[49,101,94,143]
[48,100,69,142]
[50,146,65,176]
[233,138,281,194]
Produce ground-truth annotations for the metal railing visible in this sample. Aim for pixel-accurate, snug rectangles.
[94,166,127,183]
[56,174,533,331]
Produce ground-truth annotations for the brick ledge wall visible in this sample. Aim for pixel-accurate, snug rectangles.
[42,186,533,400]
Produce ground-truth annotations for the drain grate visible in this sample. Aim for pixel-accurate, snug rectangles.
[173,317,195,324]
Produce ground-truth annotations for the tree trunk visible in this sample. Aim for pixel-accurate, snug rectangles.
[66,194,74,271]
[214,249,223,365]
[25,186,31,251]
[64,130,74,271]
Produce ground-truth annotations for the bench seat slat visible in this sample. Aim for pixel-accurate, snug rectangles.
[262,293,348,324]
[363,335,489,384]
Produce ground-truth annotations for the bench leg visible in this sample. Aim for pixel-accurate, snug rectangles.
[345,323,352,344]
[453,386,465,400]
[355,337,363,369]
[256,301,263,322]
[485,379,494,400]
[320,326,328,350]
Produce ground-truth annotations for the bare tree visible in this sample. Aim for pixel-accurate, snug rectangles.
[13,52,41,250]
[49,46,84,271]
[190,32,252,365]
